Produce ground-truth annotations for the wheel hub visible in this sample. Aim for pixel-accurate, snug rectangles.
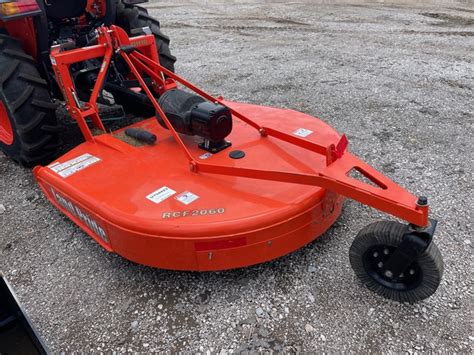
[363,245,422,291]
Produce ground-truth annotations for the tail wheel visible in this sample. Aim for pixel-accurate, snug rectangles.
[349,221,443,303]
[0,33,60,166]
[115,0,176,73]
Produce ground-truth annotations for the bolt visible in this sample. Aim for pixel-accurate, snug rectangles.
[377,262,383,268]
[383,248,389,255]
[417,196,428,206]
[373,252,379,258]
[409,269,415,275]
[384,270,393,278]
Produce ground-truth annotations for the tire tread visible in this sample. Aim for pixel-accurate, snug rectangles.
[0,34,60,166]
[115,0,176,72]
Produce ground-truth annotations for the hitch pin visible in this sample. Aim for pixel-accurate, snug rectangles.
[71,89,82,109]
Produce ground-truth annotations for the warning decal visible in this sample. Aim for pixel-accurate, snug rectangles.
[146,186,176,204]
[293,128,313,138]
[176,191,199,205]
[199,152,213,160]
[48,154,101,178]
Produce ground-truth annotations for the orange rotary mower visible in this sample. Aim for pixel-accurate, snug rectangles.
[17,24,443,302]
[34,25,444,303]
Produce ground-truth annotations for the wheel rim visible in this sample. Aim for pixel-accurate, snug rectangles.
[0,101,13,145]
[362,245,423,291]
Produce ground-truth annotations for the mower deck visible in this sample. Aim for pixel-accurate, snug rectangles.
[35,102,344,270]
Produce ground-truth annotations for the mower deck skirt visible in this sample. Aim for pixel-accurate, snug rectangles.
[34,102,344,271]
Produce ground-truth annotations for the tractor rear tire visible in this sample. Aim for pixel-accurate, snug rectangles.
[0,34,60,166]
[115,1,176,73]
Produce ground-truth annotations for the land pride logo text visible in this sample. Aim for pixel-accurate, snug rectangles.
[50,188,109,244]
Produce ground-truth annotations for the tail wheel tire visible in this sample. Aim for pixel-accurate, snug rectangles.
[115,0,176,73]
[0,33,60,166]
[349,221,443,303]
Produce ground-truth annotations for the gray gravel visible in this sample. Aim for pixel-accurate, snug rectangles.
[1,1,473,352]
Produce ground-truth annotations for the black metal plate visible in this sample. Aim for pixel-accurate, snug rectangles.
[0,274,48,355]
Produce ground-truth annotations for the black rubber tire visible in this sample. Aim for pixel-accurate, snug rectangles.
[0,34,60,166]
[349,221,443,303]
[115,1,176,73]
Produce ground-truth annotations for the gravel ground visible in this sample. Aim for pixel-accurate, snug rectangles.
[1,1,473,353]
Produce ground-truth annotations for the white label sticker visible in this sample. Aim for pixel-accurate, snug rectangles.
[49,154,101,178]
[293,128,313,138]
[58,157,101,178]
[48,162,61,169]
[199,152,213,160]
[175,191,199,205]
[146,186,176,204]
